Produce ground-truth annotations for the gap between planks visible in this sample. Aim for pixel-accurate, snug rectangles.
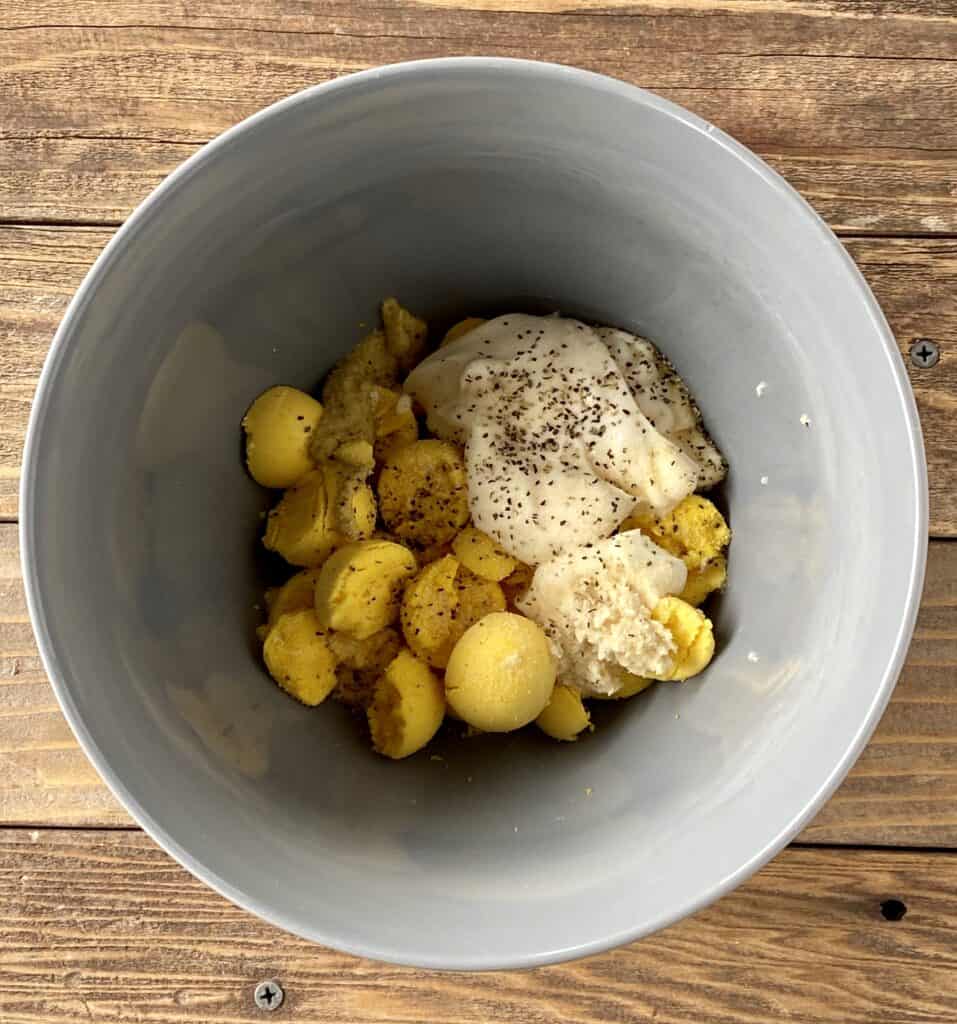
[1,3,956,232]
[6,822,957,856]
[5,216,957,238]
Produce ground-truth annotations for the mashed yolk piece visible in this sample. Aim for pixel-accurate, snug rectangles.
[400,556,506,669]
[314,539,417,639]
[367,650,445,759]
[263,609,338,706]
[452,526,518,582]
[242,385,323,489]
[378,439,470,547]
[650,597,715,681]
[445,612,556,732]
[536,685,591,741]
[625,495,730,573]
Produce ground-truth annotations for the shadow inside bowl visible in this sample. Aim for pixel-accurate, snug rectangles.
[24,61,923,968]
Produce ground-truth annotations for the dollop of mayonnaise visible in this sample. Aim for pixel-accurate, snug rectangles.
[517,530,688,694]
[405,314,722,565]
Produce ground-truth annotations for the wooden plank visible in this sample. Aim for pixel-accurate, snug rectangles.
[1,833,956,1023]
[0,2,955,231]
[1,521,956,843]
[1,226,954,532]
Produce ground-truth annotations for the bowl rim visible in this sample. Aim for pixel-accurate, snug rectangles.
[20,56,929,971]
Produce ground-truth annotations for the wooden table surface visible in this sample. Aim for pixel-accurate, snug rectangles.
[1,2,956,1021]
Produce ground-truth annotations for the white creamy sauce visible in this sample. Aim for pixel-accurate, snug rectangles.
[598,327,726,488]
[404,313,727,694]
[405,314,723,564]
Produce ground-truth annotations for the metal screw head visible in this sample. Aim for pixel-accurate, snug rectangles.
[910,338,940,369]
[254,979,284,1012]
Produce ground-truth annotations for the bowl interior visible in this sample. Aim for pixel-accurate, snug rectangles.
[24,61,925,968]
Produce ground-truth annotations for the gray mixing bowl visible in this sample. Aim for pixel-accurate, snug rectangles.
[22,59,927,969]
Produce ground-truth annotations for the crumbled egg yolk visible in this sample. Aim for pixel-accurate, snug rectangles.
[650,597,716,681]
[247,299,728,758]
[624,494,730,572]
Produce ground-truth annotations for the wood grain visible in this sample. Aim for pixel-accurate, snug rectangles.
[1,1,955,1013]
[0,1,955,231]
[1,832,956,1024]
[2,226,954,531]
[1,521,955,844]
